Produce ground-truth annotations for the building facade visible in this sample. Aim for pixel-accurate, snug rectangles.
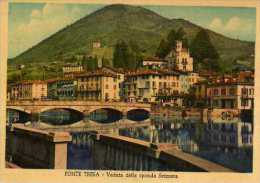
[47,78,77,100]
[142,57,167,68]
[123,70,181,105]
[166,41,193,72]
[10,80,47,100]
[76,69,123,101]
[62,64,83,74]
[179,72,201,94]
[192,81,208,107]
[207,81,254,110]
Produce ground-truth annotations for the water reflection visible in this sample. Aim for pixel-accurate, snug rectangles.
[119,120,200,153]
[7,109,252,172]
[40,109,84,125]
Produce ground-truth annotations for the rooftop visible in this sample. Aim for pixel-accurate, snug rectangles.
[75,69,117,78]
[10,80,47,86]
[125,69,180,77]
[143,57,167,62]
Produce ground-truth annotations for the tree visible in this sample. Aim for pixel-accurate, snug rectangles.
[83,56,98,71]
[190,29,219,71]
[102,57,111,67]
[113,40,130,69]
[167,29,177,50]
[113,40,142,70]
[156,39,170,58]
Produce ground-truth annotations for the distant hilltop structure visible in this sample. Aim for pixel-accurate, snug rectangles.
[92,41,101,49]
[166,40,193,72]
[62,63,83,74]
[143,40,194,73]
[85,40,113,68]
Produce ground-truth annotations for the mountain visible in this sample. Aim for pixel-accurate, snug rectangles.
[9,4,255,75]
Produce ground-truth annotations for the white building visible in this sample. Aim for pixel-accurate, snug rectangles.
[123,70,181,105]
[62,64,83,74]
[166,40,193,72]
[142,57,168,68]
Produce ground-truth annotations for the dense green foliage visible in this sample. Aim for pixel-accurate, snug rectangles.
[190,29,220,71]
[113,40,143,70]
[82,56,98,70]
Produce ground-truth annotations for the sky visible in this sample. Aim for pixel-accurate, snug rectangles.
[9,3,256,58]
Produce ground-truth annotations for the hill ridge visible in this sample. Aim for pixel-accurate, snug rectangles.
[10,4,254,72]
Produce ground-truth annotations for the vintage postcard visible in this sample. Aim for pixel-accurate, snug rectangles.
[0,0,260,182]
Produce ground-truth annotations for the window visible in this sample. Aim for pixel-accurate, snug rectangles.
[242,125,249,134]
[249,88,254,95]
[213,134,219,142]
[230,124,235,132]
[221,135,226,142]
[163,82,167,88]
[230,135,236,144]
[213,100,218,107]
[145,81,150,88]
[134,84,137,89]
[242,135,249,144]
[221,124,226,131]
[221,88,226,96]
[105,84,109,89]
[152,81,156,88]
[241,99,249,107]
[213,89,219,96]
[241,88,248,95]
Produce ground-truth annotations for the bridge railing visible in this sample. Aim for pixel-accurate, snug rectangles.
[85,132,235,172]
[6,124,72,169]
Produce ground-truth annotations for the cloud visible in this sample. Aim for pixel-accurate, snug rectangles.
[209,17,222,30]
[9,4,85,58]
[225,17,242,31]
[208,16,254,38]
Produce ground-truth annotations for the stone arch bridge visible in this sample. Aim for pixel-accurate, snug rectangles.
[7,100,151,122]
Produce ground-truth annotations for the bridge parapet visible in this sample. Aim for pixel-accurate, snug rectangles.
[87,132,234,172]
[6,124,72,169]
[7,100,151,115]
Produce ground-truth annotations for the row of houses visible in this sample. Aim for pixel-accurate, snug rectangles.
[8,67,199,104]
[8,67,254,109]
[8,39,254,111]
[193,71,254,110]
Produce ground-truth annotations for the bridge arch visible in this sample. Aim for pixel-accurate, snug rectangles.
[126,108,150,121]
[88,107,123,114]
[39,106,84,114]
[39,108,84,125]
[7,107,31,114]
[6,108,31,123]
[89,108,123,123]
